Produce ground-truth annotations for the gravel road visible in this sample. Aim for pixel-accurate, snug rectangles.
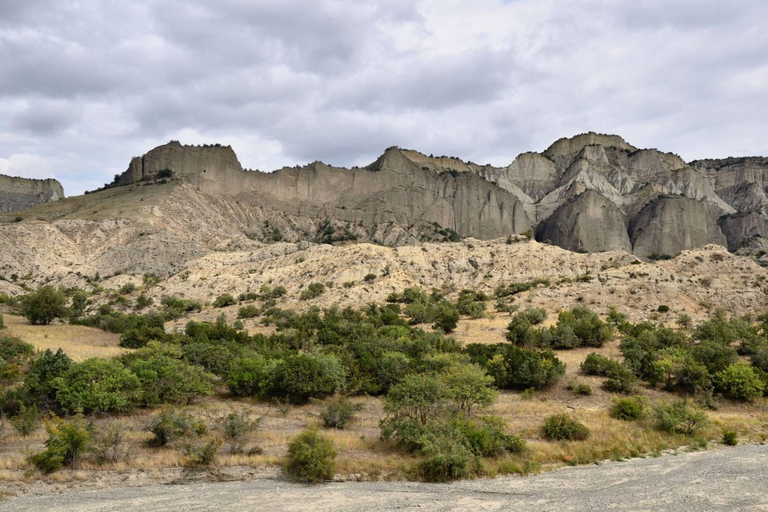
[3,444,767,511]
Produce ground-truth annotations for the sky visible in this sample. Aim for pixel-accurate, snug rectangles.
[0,0,767,196]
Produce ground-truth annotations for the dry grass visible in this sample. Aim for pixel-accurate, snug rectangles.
[2,314,125,361]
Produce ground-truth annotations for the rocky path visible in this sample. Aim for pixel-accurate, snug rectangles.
[3,444,767,511]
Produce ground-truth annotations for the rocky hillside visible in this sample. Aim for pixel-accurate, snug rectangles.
[100,134,767,257]
[0,174,64,213]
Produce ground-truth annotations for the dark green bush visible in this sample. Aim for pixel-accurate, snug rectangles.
[464,343,565,390]
[118,283,137,295]
[609,396,647,421]
[285,428,337,482]
[571,382,592,396]
[268,353,346,404]
[453,415,525,457]
[20,286,68,325]
[722,429,738,446]
[0,335,35,381]
[690,342,738,375]
[433,306,459,333]
[603,364,637,394]
[300,283,326,301]
[541,413,590,441]
[225,355,273,397]
[22,349,72,410]
[317,396,363,429]
[119,325,167,349]
[413,432,472,482]
[237,305,260,319]
[213,294,237,308]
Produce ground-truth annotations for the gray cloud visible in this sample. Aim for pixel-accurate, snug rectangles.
[0,0,766,196]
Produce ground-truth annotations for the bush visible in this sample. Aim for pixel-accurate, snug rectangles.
[269,353,346,404]
[453,415,525,457]
[541,414,590,441]
[216,410,262,454]
[572,382,592,396]
[0,313,4,329]
[91,421,130,465]
[433,306,460,333]
[610,396,647,421]
[0,335,35,381]
[119,283,137,295]
[20,286,68,325]
[300,283,326,301]
[285,428,337,482]
[135,294,153,310]
[653,400,708,435]
[714,363,764,401]
[11,404,39,436]
[317,396,363,429]
[603,364,637,394]
[148,408,207,447]
[237,305,260,319]
[22,349,72,410]
[119,325,167,349]
[53,358,141,414]
[363,273,377,282]
[464,343,566,390]
[225,355,273,397]
[722,429,738,446]
[213,294,237,308]
[30,413,91,473]
[180,436,223,467]
[657,305,670,313]
[413,433,472,482]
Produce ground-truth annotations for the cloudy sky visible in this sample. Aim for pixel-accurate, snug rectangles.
[1,0,766,195]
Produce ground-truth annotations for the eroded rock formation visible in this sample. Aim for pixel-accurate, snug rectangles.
[0,175,64,213]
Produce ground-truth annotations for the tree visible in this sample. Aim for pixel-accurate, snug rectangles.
[433,306,459,333]
[382,374,449,426]
[20,286,67,325]
[441,363,497,416]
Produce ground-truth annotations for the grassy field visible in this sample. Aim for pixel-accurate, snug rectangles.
[2,312,768,486]
[2,314,126,361]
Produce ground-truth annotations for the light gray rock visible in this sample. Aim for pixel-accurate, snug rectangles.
[0,174,64,213]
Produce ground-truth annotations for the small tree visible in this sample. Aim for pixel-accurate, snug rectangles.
[441,364,497,416]
[433,307,460,333]
[20,286,67,325]
[216,409,262,454]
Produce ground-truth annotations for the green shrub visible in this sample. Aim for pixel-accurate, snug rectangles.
[213,294,237,308]
[541,413,590,441]
[691,342,738,375]
[317,396,363,429]
[413,433,472,482]
[657,305,670,313]
[0,313,4,329]
[572,382,592,396]
[464,343,565,390]
[180,436,222,467]
[603,364,637,394]
[135,294,153,310]
[216,410,262,454]
[225,355,273,396]
[433,306,460,333]
[30,413,91,473]
[453,415,525,457]
[363,273,377,282]
[0,335,35,381]
[119,325,167,349]
[653,400,708,435]
[237,305,260,319]
[123,344,214,406]
[285,428,337,482]
[20,286,68,325]
[714,363,764,401]
[11,404,39,436]
[148,408,207,447]
[269,353,346,404]
[53,358,141,414]
[299,283,326,301]
[722,429,738,446]
[119,283,137,295]
[380,374,450,451]
[609,396,647,421]
[22,349,72,409]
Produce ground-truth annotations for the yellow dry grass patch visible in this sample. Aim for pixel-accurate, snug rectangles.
[2,314,125,361]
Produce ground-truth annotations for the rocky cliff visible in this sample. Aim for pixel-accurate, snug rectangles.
[0,174,64,213]
[102,133,768,257]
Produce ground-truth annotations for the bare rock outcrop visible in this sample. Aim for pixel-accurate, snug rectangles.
[0,174,64,213]
[630,195,726,257]
[536,190,631,253]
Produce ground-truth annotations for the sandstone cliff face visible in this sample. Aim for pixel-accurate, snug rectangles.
[630,196,727,257]
[536,190,631,253]
[0,174,64,213]
[117,141,242,186]
[85,133,768,256]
